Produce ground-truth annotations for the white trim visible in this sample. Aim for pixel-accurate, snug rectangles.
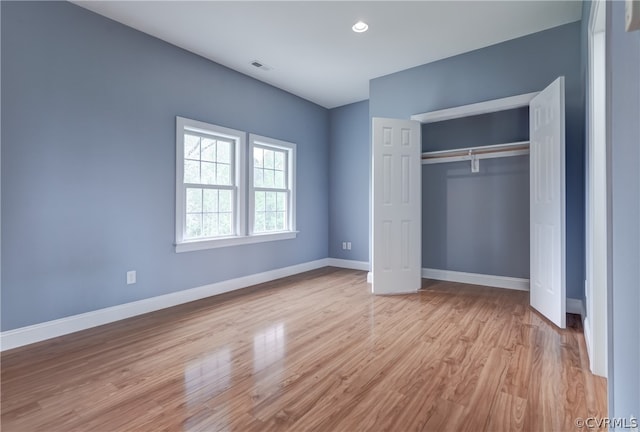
[175,231,298,253]
[585,0,608,378]
[326,258,369,271]
[590,0,605,33]
[236,124,247,237]
[421,268,530,291]
[410,92,539,124]
[584,316,593,367]
[367,272,372,284]
[0,258,329,352]
[566,298,584,316]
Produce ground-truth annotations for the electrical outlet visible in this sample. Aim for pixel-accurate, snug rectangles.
[127,270,136,285]
[342,241,347,250]
[347,242,352,250]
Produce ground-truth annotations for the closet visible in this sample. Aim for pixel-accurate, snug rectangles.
[371,77,567,328]
[420,110,530,285]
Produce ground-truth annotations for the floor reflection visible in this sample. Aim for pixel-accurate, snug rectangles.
[183,347,231,431]
[253,323,286,373]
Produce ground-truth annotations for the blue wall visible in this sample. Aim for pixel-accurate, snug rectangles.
[0,1,329,330]
[328,100,369,262]
[606,0,640,419]
[370,21,585,298]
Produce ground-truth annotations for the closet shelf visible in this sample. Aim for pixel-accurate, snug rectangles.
[421,140,530,165]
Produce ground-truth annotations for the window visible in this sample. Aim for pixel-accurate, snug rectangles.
[175,118,297,253]
[176,117,246,251]
[249,135,296,235]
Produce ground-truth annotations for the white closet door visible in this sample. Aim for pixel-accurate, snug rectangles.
[529,77,566,328]
[371,118,421,295]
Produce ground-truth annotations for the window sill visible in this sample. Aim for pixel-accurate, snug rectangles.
[175,231,298,253]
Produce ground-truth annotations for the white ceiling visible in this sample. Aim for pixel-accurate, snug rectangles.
[74,1,582,109]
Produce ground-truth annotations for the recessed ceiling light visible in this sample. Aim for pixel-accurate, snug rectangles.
[352,21,368,33]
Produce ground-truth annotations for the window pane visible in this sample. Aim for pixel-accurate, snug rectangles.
[186,188,202,213]
[276,192,286,211]
[274,151,284,170]
[276,212,286,231]
[254,147,263,168]
[201,162,216,185]
[179,121,245,243]
[203,189,218,213]
[265,212,276,231]
[184,160,200,183]
[184,134,200,160]
[266,192,276,211]
[255,212,265,233]
[263,169,274,187]
[203,213,218,237]
[219,189,232,212]
[254,168,264,187]
[201,138,216,162]
[217,141,231,164]
[264,149,274,169]
[218,213,232,235]
[255,191,265,211]
[217,163,231,185]
[274,170,285,188]
[186,214,202,238]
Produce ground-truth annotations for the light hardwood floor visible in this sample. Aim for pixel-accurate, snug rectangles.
[1,267,607,431]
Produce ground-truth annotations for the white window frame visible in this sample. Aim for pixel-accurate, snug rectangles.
[175,116,246,252]
[175,118,298,253]
[249,134,297,239]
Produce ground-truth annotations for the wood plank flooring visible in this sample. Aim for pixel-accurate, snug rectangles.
[1,268,607,431]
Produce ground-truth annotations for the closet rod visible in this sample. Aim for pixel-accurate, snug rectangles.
[421,140,529,165]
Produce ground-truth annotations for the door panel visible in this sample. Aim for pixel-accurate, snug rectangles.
[372,118,421,295]
[529,77,566,328]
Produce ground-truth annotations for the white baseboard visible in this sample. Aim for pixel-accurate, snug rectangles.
[422,268,530,291]
[583,316,593,365]
[326,258,369,272]
[2,259,585,352]
[366,272,372,283]
[566,297,584,316]
[0,258,330,352]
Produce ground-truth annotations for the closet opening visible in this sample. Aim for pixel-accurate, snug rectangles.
[420,108,530,286]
